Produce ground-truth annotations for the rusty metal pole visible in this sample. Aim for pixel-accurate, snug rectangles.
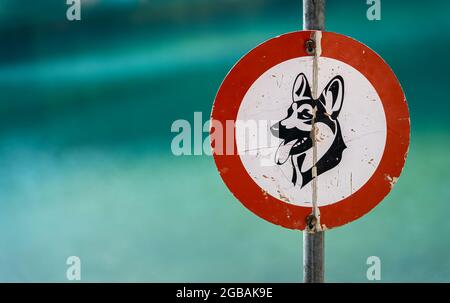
[302,0,325,283]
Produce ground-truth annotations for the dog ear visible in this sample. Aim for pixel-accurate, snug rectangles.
[319,75,344,119]
[292,73,312,102]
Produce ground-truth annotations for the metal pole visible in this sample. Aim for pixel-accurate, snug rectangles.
[303,0,325,30]
[303,226,324,282]
[303,0,325,283]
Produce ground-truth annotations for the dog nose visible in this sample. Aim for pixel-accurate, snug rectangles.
[271,123,280,137]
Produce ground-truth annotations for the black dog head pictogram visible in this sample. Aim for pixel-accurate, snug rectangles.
[270,73,347,188]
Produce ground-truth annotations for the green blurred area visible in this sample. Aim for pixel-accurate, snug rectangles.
[0,0,449,282]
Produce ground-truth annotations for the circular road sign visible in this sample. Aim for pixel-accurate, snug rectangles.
[211,31,410,230]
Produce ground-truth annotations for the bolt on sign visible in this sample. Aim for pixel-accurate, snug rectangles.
[211,31,410,230]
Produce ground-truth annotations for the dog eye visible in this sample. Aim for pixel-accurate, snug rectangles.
[298,109,313,119]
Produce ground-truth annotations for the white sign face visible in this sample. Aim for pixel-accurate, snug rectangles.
[236,57,387,207]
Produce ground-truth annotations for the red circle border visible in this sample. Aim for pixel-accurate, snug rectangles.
[211,31,410,230]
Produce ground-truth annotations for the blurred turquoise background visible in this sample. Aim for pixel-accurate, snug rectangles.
[0,0,449,282]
